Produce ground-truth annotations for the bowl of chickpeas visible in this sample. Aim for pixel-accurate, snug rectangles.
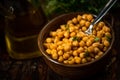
[38,12,114,79]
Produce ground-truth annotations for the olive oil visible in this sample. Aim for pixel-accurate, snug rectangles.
[5,34,41,59]
[4,0,46,59]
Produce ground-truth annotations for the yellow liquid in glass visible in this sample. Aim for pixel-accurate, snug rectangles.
[5,33,41,59]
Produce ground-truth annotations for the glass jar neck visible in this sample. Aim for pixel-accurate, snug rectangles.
[4,0,41,16]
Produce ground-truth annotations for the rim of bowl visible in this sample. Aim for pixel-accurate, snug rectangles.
[38,12,115,67]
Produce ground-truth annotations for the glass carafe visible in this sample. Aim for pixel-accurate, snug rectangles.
[4,0,47,59]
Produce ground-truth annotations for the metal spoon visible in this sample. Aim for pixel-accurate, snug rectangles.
[85,0,117,35]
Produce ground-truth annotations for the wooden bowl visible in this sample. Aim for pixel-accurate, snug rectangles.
[38,12,115,79]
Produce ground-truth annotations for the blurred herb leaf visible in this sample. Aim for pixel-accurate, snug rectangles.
[84,51,90,57]
[29,0,41,8]
[94,37,100,42]
[106,35,111,42]
[72,36,79,41]
[43,0,120,19]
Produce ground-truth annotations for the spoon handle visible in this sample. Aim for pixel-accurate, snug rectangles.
[91,0,117,25]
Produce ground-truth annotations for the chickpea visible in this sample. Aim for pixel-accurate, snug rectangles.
[46,49,51,54]
[79,19,86,26]
[101,30,105,34]
[60,25,66,31]
[64,31,69,38]
[76,32,81,38]
[63,53,70,59]
[86,40,92,47]
[68,60,74,64]
[77,47,84,53]
[62,38,69,43]
[56,41,63,45]
[93,24,97,29]
[98,51,104,56]
[103,47,108,52]
[44,43,50,48]
[91,58,95,61]
[58,50,63,56]
[63,44,71,52]
[82,26,87,31]
[84,46,88,50]
[103,40,110,47]
[72,46,78,50]
[82,14,87,20]
[102,37,107,43]
[87,46,94,53]
[77,31,86,38]
[79,41,86,47]
[50,31,57,37]
[96,26,101,31]
[67,50,73,55]
[86,14,93,21]
[105,32,112,38]
[68,56,74,61]
[85,21,90,27]
[69,26,75,32]
[92,42,100,47]
[68,23,74,28]
[57,31,64,38]
[73,50,78,56]
[52,53,58,60]
[63,60,69,64]
[67,20,73,25]
[92,30,97,35]
[86,57,92,62]
[94,47,100,54]
[54,36,60,43]
[99,44,104,50]
[74,56,81,64]
[56,29,62,32]
[68,58,75,64]
[69,37,73,42]
[68,41,72,45]
[76,24,80,28]
[75,29,79,33]
[72,17,78,24]
[98,21,104,28]
[95,55,100,59]
[89,37,95,43]
[88,34,95,38]
[102,26,110,32]
[82,36,89,42]
[50,43,57,49]
[57,45,63,51]
[46,38,53,43]
[81,58,87,63]
[58,56,64,62]
[74,25,79,30]
[77,15,82,21]
[91,19,94,22]
[72,41,79,46]
[51,49,57,54]
[97,30,104,38]
[70,32,76,37]
[49,44,55,49]
[79,52,85,58]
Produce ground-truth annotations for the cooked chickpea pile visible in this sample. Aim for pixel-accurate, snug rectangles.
[44,13,112,64]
